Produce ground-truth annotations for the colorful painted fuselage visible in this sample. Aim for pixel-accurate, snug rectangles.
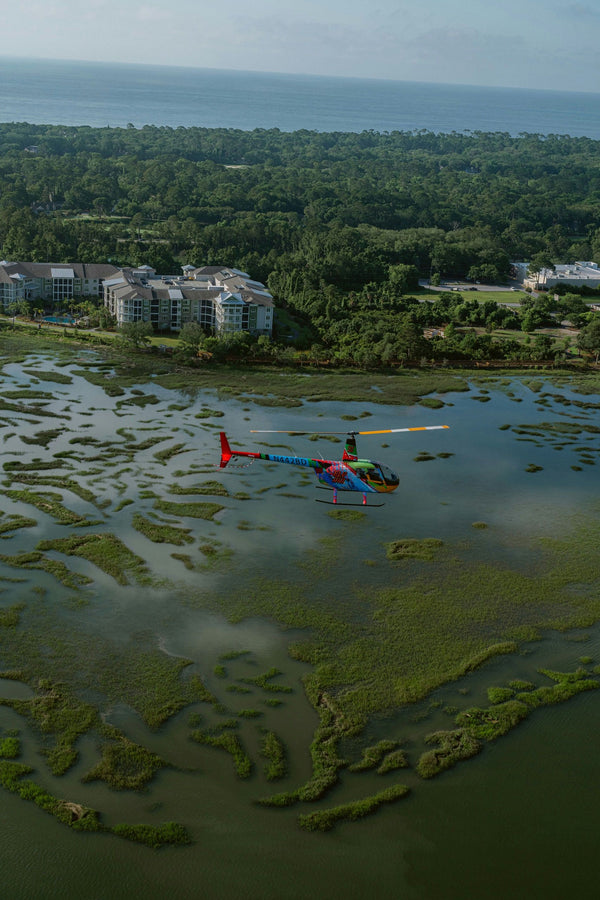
[219,432,399,495]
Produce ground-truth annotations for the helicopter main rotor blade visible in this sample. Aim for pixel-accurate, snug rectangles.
[355,425,449,435]
[250,426,449,435]
[249,430,317,435]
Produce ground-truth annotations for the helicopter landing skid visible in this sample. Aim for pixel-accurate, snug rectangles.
[315,498,385,508]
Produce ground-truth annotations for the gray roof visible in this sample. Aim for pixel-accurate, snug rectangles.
[0,261,120,280]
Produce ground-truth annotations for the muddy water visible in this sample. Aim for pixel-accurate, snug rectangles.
[1,354,599,898]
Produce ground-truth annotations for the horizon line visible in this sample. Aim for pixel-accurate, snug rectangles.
[1,53,600,99]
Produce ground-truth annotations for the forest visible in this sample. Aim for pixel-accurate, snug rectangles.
[1,122,600,364]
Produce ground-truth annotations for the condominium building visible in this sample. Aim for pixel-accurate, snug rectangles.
[103,264,274,336]
[0,259,275,337]
[0,261,119,309]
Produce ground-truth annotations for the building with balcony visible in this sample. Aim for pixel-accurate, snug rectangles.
[103,264,274,336]
[0,260,119,310]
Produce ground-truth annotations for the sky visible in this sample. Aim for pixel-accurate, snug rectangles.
[5,0,600,92]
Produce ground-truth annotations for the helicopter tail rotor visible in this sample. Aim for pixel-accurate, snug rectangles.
[219,432,233,468]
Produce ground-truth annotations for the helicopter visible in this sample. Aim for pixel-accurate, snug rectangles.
[219,425,449,506]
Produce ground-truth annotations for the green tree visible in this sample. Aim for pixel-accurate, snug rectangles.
[119,320,154,349]
[577,316,600,362]
[527,254,554,288]
[6,299,30,323]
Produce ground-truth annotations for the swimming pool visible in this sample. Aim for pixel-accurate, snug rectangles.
[42,316,76,324]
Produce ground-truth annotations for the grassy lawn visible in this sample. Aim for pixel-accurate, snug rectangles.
[415,287,528,304]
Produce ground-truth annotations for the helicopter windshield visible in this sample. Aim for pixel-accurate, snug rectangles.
[377,462,399,485]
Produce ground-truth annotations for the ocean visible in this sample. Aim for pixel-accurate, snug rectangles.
[1,55,600,137]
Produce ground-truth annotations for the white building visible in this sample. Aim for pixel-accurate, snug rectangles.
[103,265,274,336]
[520,261,600,291]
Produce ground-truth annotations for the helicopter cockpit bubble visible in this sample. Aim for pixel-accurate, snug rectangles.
[378,463,399,485]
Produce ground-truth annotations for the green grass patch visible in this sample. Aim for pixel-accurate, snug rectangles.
[416,729,482,779]
[190,728,252,778]
[6,473,100,506]
[83,738,166,791]
[153,500,224,521]
[110,821,191,848]
[385,538,443,561]
[0,736,20,758]
[327,509,367,522]
[4,489,88,525]
[260,730,286,781]
[348,739,398,773]
[36,533,152,585]
[168,481,229,497]
[239,668,293,694]
[132,514,193,546]
[0,682,98,775]
[377,749,409,774]
[0,551,92,589]
[153,443,188,463]
[0,758,102,831]
[0,515,37,537]
[22,369,72,384]
[0,603,25,628]
[298,784,409,832]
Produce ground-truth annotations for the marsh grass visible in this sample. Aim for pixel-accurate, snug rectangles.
[327,509,367,522]
[6,473,100,506]
[415,668,600,779]
[0,757,103,831]
[508,680,534,691]
[3,460,67,472]
[0,682,98,775]
[153,443,188,463]
[190,727,252,778]
[259,689,358,807]
[4,342,600,837]
[83,738,166,790]
[377,749,409,774]
[132,514,193,546]
[487,687,515,704]
[4,489,89,525]
[37,533,152,586]
[22,369,72,384]
[168,481,229,497]
[0,551,92,589]
[260,730,286,780]
[416,729,481,779]
[385,538,443,561]
[239,668,293,694]
[298,784,409,832]
[419,398,444,409]
[171,553,194,569]
[0,515,37,537]
[0,736,20,758]
[348,740,398,773]
[110,821,190,848]
[0,603,25,628]
[19,428,63,449]
[194,408,224,419]
[154,499,225,521]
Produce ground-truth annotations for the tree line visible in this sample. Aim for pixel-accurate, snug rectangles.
[1,122,600,363]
